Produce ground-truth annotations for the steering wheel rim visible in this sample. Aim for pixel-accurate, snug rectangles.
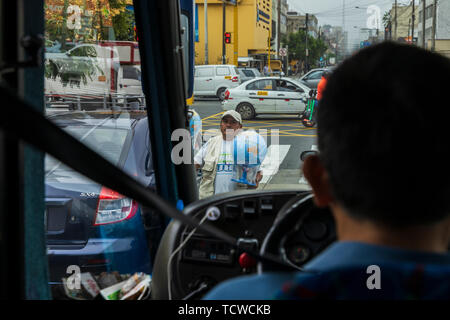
[258,193,333,274]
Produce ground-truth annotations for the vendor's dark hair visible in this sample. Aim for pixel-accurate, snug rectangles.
[318,42,450,227]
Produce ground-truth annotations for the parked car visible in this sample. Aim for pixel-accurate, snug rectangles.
[237,67,261,83]
[222,77,309,120]
[45,43,121,99]
[45,111,158,290]
[298,67,334,89]
[194,64,240,100]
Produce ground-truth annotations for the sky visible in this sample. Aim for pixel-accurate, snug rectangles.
[287,0,412,50]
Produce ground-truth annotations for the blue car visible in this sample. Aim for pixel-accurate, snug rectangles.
[45,111,160,291]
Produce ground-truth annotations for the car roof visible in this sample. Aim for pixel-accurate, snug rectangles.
[195,64,236,68]
[47,110,147,128]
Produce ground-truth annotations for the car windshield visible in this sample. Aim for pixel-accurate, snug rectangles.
[193,0,423,201]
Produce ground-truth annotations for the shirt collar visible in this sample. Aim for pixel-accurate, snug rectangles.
[303,241,450,272]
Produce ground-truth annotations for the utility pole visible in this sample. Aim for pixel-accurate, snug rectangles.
[422,0,426,48]
[408,18,411,41]
[431,0,437,51]
[411,0,415,45]
[342,0,345,55]
[233,2,238,66]
[268,28,271,74]
[277,0,281,58]
[222,1,226,64]
[286,44,289,75]
[204,0,208,64]
[305,13,308,72]
[394,0,397,41]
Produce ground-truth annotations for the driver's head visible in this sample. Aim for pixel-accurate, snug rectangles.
[304,42,450,231]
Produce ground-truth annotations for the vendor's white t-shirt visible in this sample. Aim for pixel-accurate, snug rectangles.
[194,139,237,194]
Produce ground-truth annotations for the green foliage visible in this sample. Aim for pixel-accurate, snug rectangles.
[44,1,133,84]
[382,11,391,28]
[111,9,135,41]
[281,30,329,68]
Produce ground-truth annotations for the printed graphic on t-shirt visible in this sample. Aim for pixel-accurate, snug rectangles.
[214,141,237,194]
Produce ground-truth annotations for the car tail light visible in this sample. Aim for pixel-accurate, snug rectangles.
[93,187,138,226]
[225,90,230,100]
[232,76,239,82]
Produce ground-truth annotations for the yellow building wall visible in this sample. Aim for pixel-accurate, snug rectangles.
[195,0,272,65]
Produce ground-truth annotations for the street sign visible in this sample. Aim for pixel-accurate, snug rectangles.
[279,48,287,57]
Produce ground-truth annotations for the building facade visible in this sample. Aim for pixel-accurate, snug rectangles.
[194,0,273,66]
[286,11,318,38]
[417,0,450,49]
[388,3,419,42]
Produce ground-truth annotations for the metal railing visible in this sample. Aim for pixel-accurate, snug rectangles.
[45,93,147,111]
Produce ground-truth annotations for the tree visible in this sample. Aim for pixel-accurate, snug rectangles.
[44,0,134,85]
[382,11,391,28]
[281,30,329,69]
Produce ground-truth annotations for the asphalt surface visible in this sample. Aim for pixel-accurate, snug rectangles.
[192,97,317,190]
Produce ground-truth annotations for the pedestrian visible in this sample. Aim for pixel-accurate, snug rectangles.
[194,110,263,199]
[263,65,269,76]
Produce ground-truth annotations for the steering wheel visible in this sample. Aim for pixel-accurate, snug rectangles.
[258,193,335,274]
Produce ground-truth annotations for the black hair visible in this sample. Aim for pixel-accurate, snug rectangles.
[318,42,450,227]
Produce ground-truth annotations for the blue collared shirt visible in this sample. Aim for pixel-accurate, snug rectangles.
[203,241,450,300]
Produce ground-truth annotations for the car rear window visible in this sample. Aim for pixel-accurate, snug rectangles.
[242,70,255,77]
[216,67,231,76]
[123,66,141,80]
[45,126,129,172]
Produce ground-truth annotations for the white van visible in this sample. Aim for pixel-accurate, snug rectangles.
[194,65,240,100]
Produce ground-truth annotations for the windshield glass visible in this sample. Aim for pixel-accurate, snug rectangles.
[192,0,432,200]
[31,0,450,301]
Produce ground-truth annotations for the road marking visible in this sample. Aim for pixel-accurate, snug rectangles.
[260,145,291,184]
[201,111,225,121]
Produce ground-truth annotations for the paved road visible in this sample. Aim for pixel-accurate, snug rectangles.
[192,98,317,190]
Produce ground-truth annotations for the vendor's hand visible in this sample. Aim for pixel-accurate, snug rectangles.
[249,171,263,189]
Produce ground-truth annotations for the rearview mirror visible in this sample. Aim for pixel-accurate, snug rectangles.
[300,150,319,161]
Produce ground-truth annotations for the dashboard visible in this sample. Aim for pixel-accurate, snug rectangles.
[150,190,336,300]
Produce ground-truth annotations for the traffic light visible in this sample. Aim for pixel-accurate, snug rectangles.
[224,32,231,44]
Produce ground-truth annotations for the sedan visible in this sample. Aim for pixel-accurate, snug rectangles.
[222,77,309,120]
[298,67,334,89]
[45,111,162,292]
